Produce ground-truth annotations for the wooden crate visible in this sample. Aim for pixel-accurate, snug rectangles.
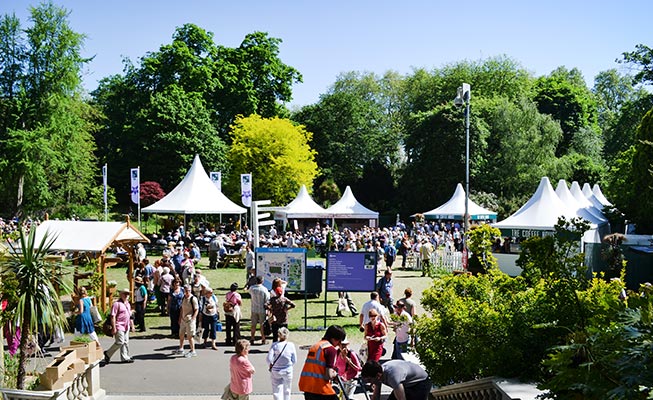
[40,350,85,390]
[62,341,102,364]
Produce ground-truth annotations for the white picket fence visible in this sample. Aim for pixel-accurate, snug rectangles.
[431,248,463,272]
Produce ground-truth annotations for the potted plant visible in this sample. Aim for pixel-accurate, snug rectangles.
[106,280,118,299]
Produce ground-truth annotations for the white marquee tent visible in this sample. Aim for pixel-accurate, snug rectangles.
[570,181,606,222]
[327,186,379,221]
[142,154,246,215]
[422,183,497,221]
[278,185,330,219]
[493,177,576,237]
[592,184,612,207]
[555,180,610,243]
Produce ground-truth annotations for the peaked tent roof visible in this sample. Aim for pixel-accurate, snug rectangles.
[570,181,605,221]
[142,155,246,215]
[494,177,576,231]
[422,183,497,220]
[33,220,149,253]
[592,184,613,207]
[555,180,606,227]
[326,186,379,219]
[582,183,609,211]
[282,185,330,219]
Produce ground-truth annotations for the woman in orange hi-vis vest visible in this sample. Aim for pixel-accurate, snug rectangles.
[299,325,347,400]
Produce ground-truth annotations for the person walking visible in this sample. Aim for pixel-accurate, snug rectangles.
[223,339,256,400]
[168,280,184,337]
[224,282,242,345]
[299,325,347,400]
[390,300,413,360]
[364,309,387,362]
[133,276,148,332]
[361,359,432,400]
[199,287,219,350]
[267,286,296,343]
[266,327,296,400]
[104,288,135,364]
[74,287,101,348]
[248,276,270,344]
[335,339,362,400]
[359,292,389,333]
[376,270,394,312]
[175,284,198,357]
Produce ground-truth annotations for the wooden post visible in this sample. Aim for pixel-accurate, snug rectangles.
[99,254,107,313]
[126,243,135,299]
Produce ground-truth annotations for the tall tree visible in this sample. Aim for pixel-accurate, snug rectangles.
[92,25,301,204]
[619,43,653,85]
[629,109,653,232]
[0,3,97,216]
[225,115,318,205]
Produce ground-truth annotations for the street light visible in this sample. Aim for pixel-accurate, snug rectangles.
[454,83,471,237]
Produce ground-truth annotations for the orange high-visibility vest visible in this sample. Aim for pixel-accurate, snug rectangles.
[299,339,335,395]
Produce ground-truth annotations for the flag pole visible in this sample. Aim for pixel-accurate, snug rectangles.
[103,163,108,221]
[137,166,141,229]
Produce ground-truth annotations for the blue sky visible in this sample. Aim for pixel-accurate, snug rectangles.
[3,1,652,107]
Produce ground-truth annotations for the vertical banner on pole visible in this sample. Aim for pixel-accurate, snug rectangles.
[102,164,108,221]
[210,171,222,191]
[241,173,252,207]
[130,167,141,227]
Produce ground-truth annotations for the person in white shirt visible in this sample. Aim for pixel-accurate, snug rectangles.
[359,291,389,332]
[390,300,413,360]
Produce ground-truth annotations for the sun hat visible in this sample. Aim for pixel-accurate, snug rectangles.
[134,276,143,284]
[120,288,130,294]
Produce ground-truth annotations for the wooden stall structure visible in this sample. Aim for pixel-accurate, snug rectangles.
[33,218,150,312]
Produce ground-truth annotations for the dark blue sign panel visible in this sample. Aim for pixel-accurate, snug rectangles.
[326,251,377,292]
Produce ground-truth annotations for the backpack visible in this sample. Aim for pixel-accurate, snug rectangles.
[223,292,236,313]
[170,291,184,312]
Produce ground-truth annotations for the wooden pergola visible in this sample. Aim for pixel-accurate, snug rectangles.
[33,217,150,312]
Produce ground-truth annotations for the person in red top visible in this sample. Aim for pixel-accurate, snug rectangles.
[365,309,387,362]
[224,339,256,400]
[299,325,346,400]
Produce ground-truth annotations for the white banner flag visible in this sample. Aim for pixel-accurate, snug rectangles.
[130,167,140,205]
[241,173,252,207]
[102,164,108,206]
[210,171,222,191]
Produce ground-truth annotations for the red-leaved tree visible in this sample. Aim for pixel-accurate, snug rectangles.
[140,181,166,207]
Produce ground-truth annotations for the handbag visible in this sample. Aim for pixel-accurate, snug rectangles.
[90,305,102,324]
[102,316,114,337]
[263,318,272,336]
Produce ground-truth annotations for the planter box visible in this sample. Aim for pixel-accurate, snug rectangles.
[40,349,85,390]
[62,341,102,364]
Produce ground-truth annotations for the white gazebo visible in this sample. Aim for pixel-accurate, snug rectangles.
[275,185,330,231]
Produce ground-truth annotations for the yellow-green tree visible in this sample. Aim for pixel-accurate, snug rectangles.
[226,115,318,205]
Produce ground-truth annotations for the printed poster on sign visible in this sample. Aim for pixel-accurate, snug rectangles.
[255,247,306,291]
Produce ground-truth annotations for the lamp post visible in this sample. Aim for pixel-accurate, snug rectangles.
[454,83,471,237]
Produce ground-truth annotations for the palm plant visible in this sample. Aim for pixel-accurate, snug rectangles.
[0,228,70,389]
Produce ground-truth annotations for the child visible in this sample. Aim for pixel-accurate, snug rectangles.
[223,339,256,400]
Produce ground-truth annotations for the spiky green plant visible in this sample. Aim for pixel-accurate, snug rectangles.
[1,228,71,389]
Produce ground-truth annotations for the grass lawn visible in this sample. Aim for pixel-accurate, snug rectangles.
[99,257,433,346]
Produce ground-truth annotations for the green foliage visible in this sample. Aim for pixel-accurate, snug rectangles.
[92,25,300,205]
[628,108,653,232]
[1,352,19,389]
[619,44,653,85]
[466,223,501,274]
[534,67,599,157]
[1,228,71,389]
[225,115,318,205]
[0,3,97,217]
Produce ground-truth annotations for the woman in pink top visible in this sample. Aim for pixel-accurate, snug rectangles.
[335,339,362,399]
[224,339,255,400]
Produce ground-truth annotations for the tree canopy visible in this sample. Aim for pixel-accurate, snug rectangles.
[225,115,318,205]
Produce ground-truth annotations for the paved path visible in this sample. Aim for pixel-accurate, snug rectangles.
[96,334,381,400]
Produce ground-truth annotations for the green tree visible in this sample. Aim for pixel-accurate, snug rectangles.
[0,3,97,217]
[225,115,318,205]
[534,67,600,157]
[619,43,653,85]
[0,228,70,389]
[92,25,300,204]
[629,108,653,232]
